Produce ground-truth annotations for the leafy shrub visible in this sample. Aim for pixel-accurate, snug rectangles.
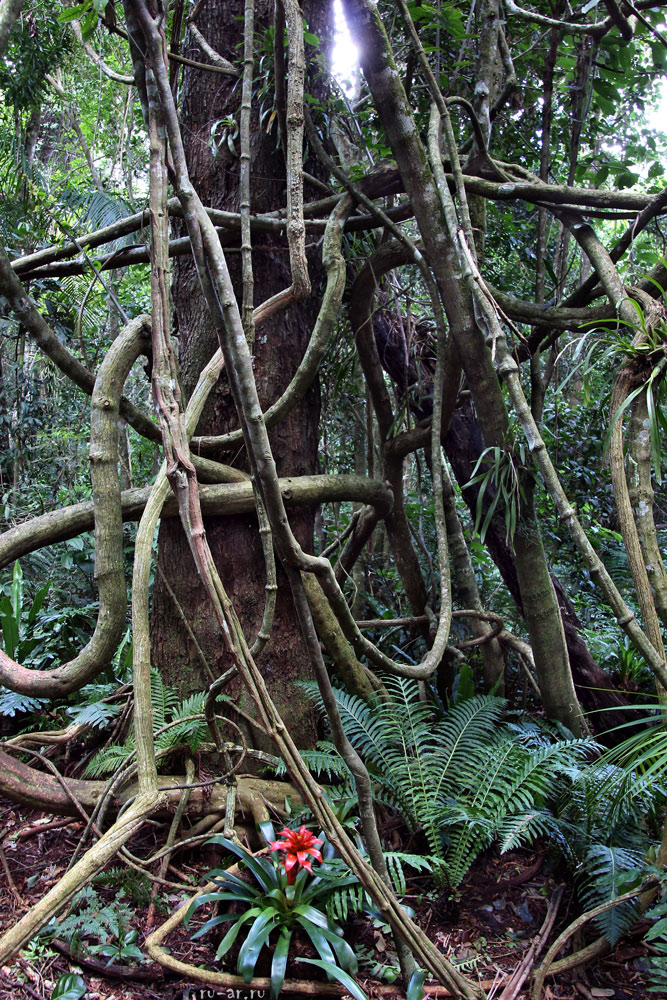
[43,885,144,967]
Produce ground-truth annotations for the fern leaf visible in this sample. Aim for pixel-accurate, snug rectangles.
[0,688,47,716]
[66,700,121,730]
[497,810,569,854]
[382,851,439,895]
[85,741,134,778]
[577,844,645,945]
[326,882,365,923]
[150,669,178,730]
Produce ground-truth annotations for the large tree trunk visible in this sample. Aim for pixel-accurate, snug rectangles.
[150,0,331,749]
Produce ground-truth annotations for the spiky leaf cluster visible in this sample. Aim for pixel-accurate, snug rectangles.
[303,678,593,886]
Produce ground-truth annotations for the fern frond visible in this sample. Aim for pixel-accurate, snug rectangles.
[299,743,352,781]
[301,682,398,778]
[85,741,134,778]
[326,882,365,924]
[577,844,645,945]
[497,810,570,854]
[382,851,439,895]
[155,693,208,752]
[496,739,592,818]
[150,669,178,730]
[272,740,352,782]
[429,696,506,801]
[86,679,215,776]
[66,700,121,730]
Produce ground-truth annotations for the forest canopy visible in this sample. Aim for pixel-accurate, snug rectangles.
[2,0,667,997]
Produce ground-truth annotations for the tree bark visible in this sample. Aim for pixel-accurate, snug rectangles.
[150,0,332,750]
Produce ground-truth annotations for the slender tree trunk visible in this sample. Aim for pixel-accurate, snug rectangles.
[445,400,638,741]
[340,0,583,732]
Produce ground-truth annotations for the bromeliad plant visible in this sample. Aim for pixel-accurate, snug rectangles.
[185,829,360,999]
[268,824,323,883]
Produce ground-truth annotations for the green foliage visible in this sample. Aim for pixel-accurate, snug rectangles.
[0,561,48,661]
[52,974,87,1000]
[85,671,213,777]
[303,678,592,887]
[275,741,352,783]
[559,304,667,483]
[465,444,533,545]
[58,1,110,43]
[88,923,144,967]
[353,943,399,984]
[0,9,72,110]
[93,867,152,908]
[65,691,122,730]
[296,958,369,1000]
[548,720,665,945]
[577,843,644,945]
[645,894,667,993]
[602,327,667,485]
[44,885,144,966]
[186,835,360,1000]
[559,721,667,967]
[0,560,107,718]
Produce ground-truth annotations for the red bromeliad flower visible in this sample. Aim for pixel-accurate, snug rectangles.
[268,825,323,884]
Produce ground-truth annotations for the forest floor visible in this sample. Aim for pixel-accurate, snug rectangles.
[0,798,654,1000]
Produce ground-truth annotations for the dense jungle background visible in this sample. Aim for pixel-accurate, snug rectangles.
[2,1,667,998]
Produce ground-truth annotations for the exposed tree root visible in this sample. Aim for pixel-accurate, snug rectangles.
[0,748,303,822]
[0,794,158,963]
[50,938,164,983]
[531,879,659,999]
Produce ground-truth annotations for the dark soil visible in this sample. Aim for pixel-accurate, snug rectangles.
[0,798,654,1000]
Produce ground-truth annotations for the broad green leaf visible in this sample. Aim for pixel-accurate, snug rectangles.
[293,902,330,928]
[27,580,51,625]
[205,835,278,891]
[257,819,276,845]
[0,596,19,660]
[238,909,276,983]
[57,4,90,23]
[10,561,23,635]
[296,958,368,1000]
[52,974,87,1000]
[190,911,238,939]
[407,969,428,1000]
[215,907,262,960]
[298,918,335,965]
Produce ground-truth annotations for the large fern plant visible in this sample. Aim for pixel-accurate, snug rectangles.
[303,678,593,888]
[553,725,666,947]
[85,670,213,777]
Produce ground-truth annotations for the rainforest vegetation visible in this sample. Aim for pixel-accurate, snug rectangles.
[2,1,667,997]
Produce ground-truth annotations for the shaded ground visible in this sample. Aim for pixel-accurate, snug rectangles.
[0,799,653,1000]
